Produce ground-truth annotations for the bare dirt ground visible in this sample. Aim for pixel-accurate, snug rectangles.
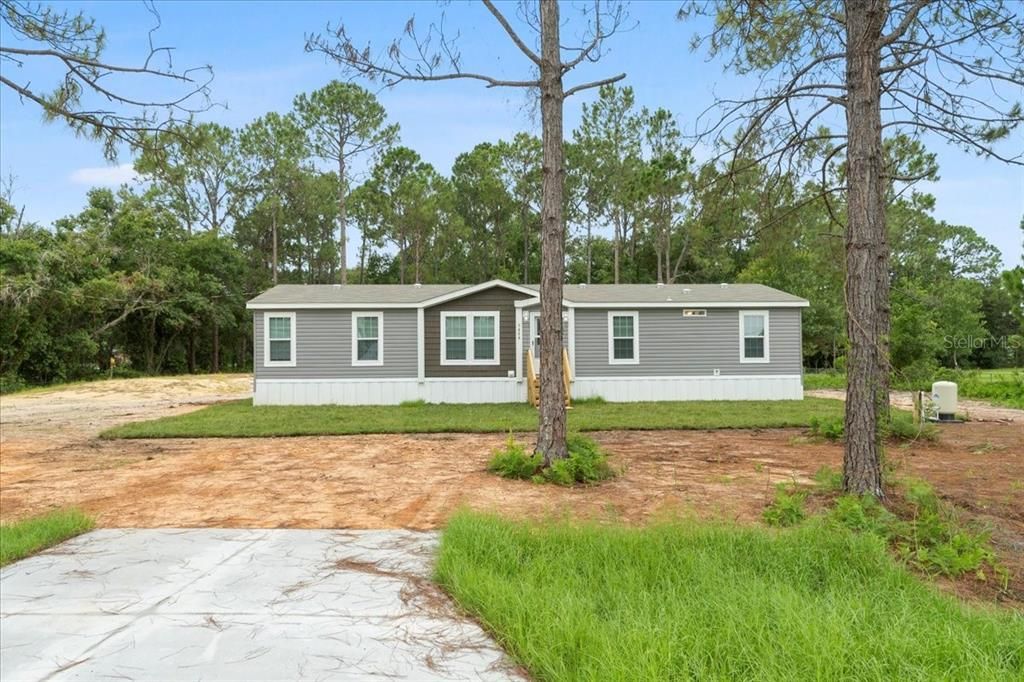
[2,376,1021,601]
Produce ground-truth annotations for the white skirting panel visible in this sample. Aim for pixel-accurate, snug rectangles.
[571,375,804,402]
[254,378,526,406]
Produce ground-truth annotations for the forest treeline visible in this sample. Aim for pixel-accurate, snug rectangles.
[2,82,1022,390]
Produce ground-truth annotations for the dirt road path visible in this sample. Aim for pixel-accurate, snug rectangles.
[806,388,1022,422]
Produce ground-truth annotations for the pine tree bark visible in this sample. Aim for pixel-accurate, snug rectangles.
[535,0,569,464]
[271,208,279,284]
[842,0,887,497]
[338,144,348,285]
[212,321,220,373]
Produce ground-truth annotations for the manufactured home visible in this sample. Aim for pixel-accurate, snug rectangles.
[246,280,809,405]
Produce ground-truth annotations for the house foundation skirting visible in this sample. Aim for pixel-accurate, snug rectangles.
[571,375,804,402]
[253,378,526,406]
[254,374,803,405]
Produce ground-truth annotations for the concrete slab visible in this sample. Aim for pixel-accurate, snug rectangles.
[0,529,521,681]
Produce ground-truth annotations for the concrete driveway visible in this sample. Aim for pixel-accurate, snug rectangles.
[0,529,520,681]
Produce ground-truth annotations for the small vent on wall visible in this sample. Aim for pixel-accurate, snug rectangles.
[683,309,707,317]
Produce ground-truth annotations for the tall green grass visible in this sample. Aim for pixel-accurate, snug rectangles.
[436,512,1023,681]
[0,509,94,566]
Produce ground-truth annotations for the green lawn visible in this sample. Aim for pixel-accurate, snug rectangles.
[805,368,1024,408]
[102,397,845,438]
[435,512,1024,681]
[0,509,94,567]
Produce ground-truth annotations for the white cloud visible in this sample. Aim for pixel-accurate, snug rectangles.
[69,163,138,186]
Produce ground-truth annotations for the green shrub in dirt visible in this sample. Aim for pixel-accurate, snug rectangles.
[763,486,807,527]
[809,415,845,441]
[540,434,615,486]
[824,482,1006,585]
[829,494,897,537]
[488,433,615,486]
[812,465,844,492]
[487,434,542,480]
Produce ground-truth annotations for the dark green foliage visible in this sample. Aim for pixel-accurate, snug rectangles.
[808,416,845,441]
[540,434,615,486]
[487,435,542,480]
[763,486,806,527]
[488,433,614,486]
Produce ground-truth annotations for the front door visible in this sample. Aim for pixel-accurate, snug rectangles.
[529,311,541,363]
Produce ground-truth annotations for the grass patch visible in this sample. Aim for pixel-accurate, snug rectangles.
[804,368,1024,409]
[487,433,615,486]
[0,509,94,566]
[808,412,937,443]
[436,511,1024,681]
[103,397,845,438]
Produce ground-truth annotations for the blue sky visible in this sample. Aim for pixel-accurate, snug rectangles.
[1,0,1021,268]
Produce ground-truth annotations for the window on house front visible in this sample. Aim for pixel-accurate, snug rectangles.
[352,312,383,366]
[608,311,639,364]
[442,312,500,364]
[264,312,295,367]
[740,311,769,363]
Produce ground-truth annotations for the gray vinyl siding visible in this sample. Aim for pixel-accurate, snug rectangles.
[254,309,417,380]
[424,287,533,378]
[573,308,802,377]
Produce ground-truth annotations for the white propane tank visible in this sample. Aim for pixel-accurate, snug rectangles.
[931,381,958,421]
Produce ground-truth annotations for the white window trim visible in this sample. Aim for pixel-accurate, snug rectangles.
[440,311,501,366]
[607,311,639,365]
[263,311,296,368]
[351,311,384,367]
[739,310,770,363]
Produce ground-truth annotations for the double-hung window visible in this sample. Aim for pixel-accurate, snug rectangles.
[352,312,383,366]
[739,310,769,363]
[441,311,499,365]
[607,311,639,364]
[264,312,296,367]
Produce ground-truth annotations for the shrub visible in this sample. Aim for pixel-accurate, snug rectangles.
[573,395,608,405]
[541,434,615,486]
[487,434,541,480]
[808,416,844,441]
[824,482,1005,584]
[812,465,843,491]
[763,486,807,527]
[399,399,428,407]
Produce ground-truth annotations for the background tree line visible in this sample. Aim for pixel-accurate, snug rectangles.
[1,81,1021,390]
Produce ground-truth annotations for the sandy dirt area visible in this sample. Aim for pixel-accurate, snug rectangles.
[2,376,1021,600]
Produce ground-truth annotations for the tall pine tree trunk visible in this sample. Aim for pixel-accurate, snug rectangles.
[212,321,220,373]
[842,0,887,497]
[522,200,530,283]
[338,147,348,284]
[535,0,568,464]
[271,207,279,284]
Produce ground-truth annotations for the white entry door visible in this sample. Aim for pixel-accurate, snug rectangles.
[529,312,541,363]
